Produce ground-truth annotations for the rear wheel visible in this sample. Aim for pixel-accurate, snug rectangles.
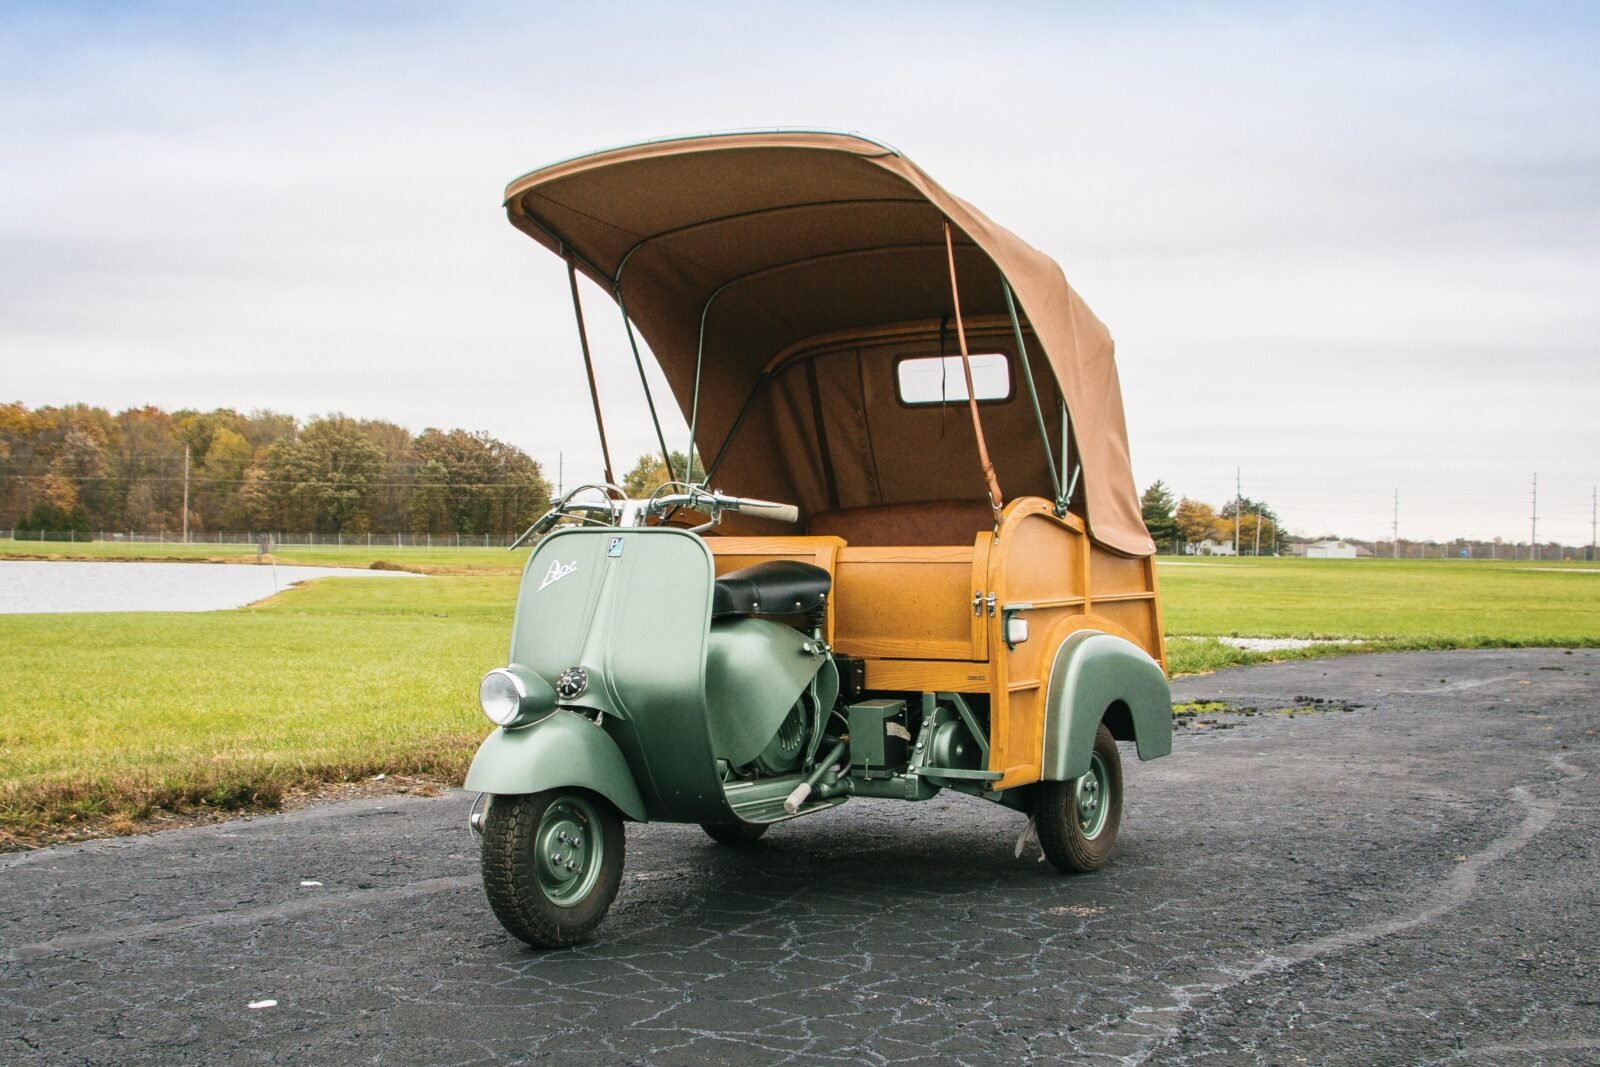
[480,790,624,948]
[700,821,769,847]
[1037,723,1123,873]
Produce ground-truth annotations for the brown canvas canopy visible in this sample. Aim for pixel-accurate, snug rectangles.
[505,130,1155,557]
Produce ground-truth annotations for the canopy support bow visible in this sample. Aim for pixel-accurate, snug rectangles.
[566,258,616,485]
[943,219,1004,527]
[1001,277,1065,515]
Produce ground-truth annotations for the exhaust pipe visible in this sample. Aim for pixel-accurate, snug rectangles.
[784,739,848,814]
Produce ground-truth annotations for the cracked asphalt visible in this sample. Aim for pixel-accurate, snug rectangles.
[3,648,1597,1066]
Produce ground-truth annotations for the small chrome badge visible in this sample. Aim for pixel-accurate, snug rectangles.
[538,559,578,591]
[607,536,624,557]
[555,666,589,700]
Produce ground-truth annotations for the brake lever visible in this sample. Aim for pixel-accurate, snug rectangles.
[508,512,555,551]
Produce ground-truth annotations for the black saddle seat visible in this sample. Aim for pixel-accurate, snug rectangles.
[713,560,830,618]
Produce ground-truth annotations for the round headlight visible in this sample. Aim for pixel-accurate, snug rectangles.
[479,669,525,726]
[477,664,558,729]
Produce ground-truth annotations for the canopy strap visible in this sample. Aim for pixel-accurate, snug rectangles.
[566,258,615,485]
[942,219,1004,525]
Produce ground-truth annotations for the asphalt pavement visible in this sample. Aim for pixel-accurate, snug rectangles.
[3,648,1597,1066]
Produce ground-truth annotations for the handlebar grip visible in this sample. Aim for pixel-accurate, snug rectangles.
[738,498,799,524]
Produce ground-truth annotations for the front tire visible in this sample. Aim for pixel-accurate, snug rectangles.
[480,790,624,948]
[1037,723,1123,873]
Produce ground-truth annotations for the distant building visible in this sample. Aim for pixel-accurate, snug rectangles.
[1304,539,1359,559]
[1191,538,1236,557]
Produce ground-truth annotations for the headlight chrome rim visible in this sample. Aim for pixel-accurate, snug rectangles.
[480,668,526,726]
[478,664,558,729]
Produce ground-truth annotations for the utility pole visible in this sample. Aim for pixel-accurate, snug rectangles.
[1591,486,1596,563]
[182,445,191,544]
[557,452,563,497]
[1530,473,1538,562]
[1234,468,1242,555]
[1253,506,1262,556]
[1392,489,1399,559]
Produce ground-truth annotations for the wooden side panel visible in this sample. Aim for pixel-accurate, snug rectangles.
[864,660,990,692]
[1088,542,1161,664]
[1145,554,1169,672]
[1089,547,1150,598]
[1090,600,1160,652]
[969,534,991,661]
[833,545,981,660]
[996,508,1083,604]
[707,536,843,644]
[985,501,1090,787]
[707,536,844,574]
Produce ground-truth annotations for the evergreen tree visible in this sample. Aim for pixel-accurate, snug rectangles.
[1140,480,1179,547]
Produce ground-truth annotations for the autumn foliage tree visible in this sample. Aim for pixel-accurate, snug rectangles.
[621,451,704,499]
[1174,498,1220,545]
[0,402,548,536]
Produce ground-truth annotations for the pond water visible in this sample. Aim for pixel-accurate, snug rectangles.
[0,561,422,615]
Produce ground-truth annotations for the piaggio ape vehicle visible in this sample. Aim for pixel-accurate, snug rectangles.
[465,130,1172,948]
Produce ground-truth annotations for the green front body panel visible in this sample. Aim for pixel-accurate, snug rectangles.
[1041,630,1173,781]
[499,527,736,824]
[463,709,647,821]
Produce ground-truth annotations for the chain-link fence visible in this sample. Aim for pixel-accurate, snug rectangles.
[3,530,522,548]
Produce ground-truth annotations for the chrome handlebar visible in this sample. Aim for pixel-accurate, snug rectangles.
[509,484,626,550]
[511,483,800,550]
[647,488,799,527]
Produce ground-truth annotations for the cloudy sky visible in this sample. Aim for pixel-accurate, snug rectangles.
[4,2,1596,546]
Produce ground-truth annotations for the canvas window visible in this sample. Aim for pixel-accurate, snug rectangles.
[895,354,1011,405]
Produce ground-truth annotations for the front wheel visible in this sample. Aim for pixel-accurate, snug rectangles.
[1037,723,1124,873]
[480,790,624,948]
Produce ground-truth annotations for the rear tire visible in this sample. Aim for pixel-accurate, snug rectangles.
[480,790,624,948]
[1037,723,1123,873]
[700,821,769,847]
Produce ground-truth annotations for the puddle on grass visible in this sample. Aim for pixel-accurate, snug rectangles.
[1173,695,1362,730]
[0,560,421,614]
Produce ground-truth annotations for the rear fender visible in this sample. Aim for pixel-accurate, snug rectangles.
[464,709,647,821]
[1041,630,1172,781]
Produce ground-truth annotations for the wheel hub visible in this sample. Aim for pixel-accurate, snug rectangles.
[534,797,602,907]
[1074,752,1110,840]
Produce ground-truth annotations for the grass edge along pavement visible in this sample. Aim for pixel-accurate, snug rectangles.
[2,555,1597,849]
[0,575,517,850]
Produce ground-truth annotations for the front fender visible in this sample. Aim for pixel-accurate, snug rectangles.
[464,709,647,821]
[1041,630,1172,781]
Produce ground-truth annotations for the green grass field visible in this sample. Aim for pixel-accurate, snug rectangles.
[1,552,1596,845]
[1158,557,1599,641]
[0,576,518,845]
[1158,556,1600,673]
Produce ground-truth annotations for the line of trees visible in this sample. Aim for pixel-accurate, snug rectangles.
[1,403,549,537]
[1140,480,1596,559]
[1141,480,1282,554]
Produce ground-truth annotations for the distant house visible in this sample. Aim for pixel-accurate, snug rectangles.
[1305,539,1359,559]
[1191,538,1236,557]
